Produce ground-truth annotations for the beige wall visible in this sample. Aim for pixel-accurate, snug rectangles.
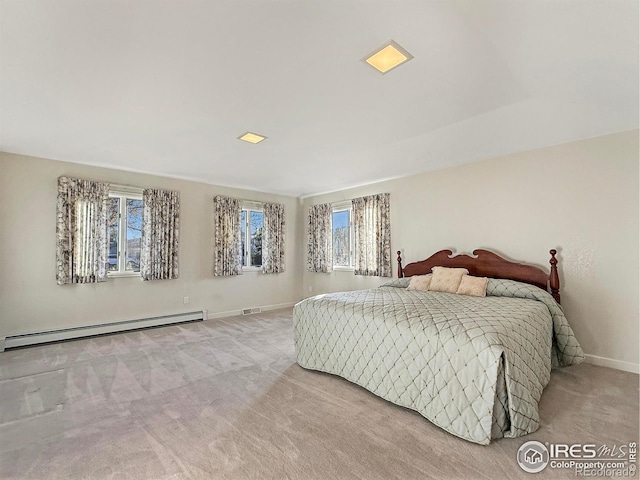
[1,130,638,371]
[0,152,304,338]
[302,130,639,371]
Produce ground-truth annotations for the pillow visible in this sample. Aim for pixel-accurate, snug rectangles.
[456,275,489,297]
[406,274,432,291]
[428,266,469,293]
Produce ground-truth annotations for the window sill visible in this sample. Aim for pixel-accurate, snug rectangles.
[108,272,141,278]
[242,267,263,273]
[333,266,355,272]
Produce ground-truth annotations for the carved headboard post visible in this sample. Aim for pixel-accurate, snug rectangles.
[549,249,561,304]
[397,251,403,278]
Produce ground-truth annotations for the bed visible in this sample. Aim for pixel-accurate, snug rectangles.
[293,248,584,445]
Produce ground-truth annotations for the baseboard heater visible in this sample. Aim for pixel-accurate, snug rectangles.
[2,310,207,351]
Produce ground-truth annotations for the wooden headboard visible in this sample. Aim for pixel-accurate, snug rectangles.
[397,249,561,304]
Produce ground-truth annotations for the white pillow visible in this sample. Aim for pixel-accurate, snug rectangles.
[456,275,489,297]
[406,274,432,291]
[428,266,469,294]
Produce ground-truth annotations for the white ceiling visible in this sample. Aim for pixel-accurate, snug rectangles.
[1,1,638,197]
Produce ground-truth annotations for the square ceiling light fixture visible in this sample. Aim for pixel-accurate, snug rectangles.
[364,40,413,74]
[238,132,267,144]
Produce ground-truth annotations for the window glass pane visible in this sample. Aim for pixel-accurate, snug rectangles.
[332,210,350,266]
[108,198,120,271]
[240,210,247,266]
[250,211,263,267]
[125,199,142,272]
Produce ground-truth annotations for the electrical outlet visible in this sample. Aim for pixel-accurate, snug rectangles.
[308,286,313,292]
[183,296,189,304]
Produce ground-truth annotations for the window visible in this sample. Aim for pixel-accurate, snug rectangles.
[240,206,263,269]
[108,192,143,275]
[332,204,353,269]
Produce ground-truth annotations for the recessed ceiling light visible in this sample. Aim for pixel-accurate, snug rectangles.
[238,132,267,144]
[364,40,413,74]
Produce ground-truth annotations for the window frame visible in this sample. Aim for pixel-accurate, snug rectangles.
[108,187,143,278]
[332,201,354,271]
[240,202,264,272]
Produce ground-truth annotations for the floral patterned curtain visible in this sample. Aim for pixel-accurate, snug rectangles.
[352,193,391,277]
[307,203,333,273]
[140,189,180,281]
[213,195,242,276]
[262,202,285,274]
[56,176,110,285]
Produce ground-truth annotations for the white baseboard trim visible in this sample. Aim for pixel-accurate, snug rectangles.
[2,310,207,351]
[205,302,296,321]
[584,354,639,374]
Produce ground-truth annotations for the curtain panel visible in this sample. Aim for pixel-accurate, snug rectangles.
[56,176,110,285]
[262,202,286,274]
[213,195,242,276]
[352,193,391,277]
[140,189,180,281]
[307,203,333,273]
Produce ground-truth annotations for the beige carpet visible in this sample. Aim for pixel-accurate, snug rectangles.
[0,308,637,480]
